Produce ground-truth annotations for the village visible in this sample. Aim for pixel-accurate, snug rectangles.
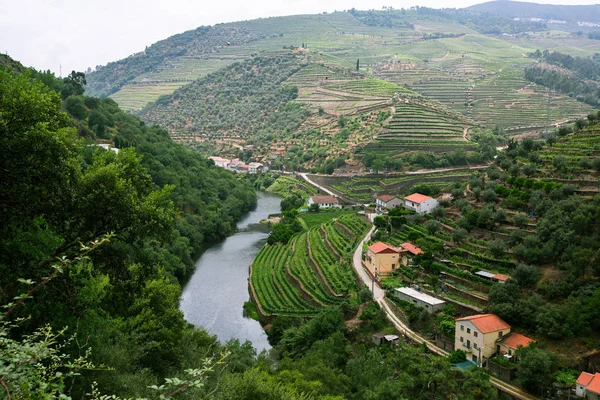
[306,188,600,400]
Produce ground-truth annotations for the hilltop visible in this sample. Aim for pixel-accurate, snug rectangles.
[85,5,600,174]
[467,1,600,24]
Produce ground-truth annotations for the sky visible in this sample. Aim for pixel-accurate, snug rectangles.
[1,0,599,75]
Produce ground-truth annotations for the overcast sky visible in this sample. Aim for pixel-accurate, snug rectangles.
[1,0,599,75]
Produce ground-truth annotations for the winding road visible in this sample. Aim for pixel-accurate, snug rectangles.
[350,223,539,400]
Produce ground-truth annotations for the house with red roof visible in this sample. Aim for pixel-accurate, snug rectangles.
[375,194,403,211]
[365,242,401,277]
[497,332,535,361]
[576,371,600,399]
[364,241,423,277]
[455,314,511,365]
[308,195,341,209]
[403,193,439,214]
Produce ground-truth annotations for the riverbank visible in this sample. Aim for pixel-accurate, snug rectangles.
[179,192,282,352]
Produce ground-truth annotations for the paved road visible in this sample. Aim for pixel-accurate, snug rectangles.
[298,173,338,197]
[352,226,384,299]
[350,225,540,400]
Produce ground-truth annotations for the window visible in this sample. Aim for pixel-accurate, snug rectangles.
[467,340,471,348]
[467,328,471,334]
[474,331,478,338]
[392,255,396,259]
[460,325,464,331]
[474,343,478,349]
[498,331,503,338]
[460,337,464,342]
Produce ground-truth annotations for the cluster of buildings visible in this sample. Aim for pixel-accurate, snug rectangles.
[209,156,265,174]
[376,193,440,214]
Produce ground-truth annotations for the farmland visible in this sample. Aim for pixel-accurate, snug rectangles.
[250,212,370,316]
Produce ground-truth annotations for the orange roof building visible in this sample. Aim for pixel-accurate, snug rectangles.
[498,332,535,360]
[576,372,600,397]
[365,242,401,278]
[400,242,423,256]
[455,314,511,365]
[368,242,399,254]
[402,192,439,215]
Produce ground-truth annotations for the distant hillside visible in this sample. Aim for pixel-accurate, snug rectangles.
[467,1,600,23]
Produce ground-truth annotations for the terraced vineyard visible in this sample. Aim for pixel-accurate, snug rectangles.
[250,213,370,316]
[365,100,475,155]
[329,170,473,203]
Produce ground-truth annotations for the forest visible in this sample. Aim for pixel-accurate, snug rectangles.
[525,50,600,107]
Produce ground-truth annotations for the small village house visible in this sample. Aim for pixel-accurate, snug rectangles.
[365,242,400,277]
[209,156,231,169]
[403,193,439,214]
[376,195,403,211]
[248,162,264,174]
[364,242,423,277]
[394,287,445,314]
[399,242,423,265]
[308,195,341,209]
[372,333,400,347]
[576,372,600,399]
[455,314,511,366]
[497,332,535,362]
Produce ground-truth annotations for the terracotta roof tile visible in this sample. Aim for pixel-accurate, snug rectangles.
[400,242,423,255]
[404,193,433,203]
[493,274,510,282]
[368,242,399,254]
[456,314,511,334]
[588,373,600,394]
[499,333,535,350]
[377,195,396,202]
[310,196,339,204]
[577,372,595,387]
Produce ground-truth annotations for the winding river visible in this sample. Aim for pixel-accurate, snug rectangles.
[180,191,280,352]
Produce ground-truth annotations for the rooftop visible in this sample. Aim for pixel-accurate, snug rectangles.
[377,195,397,202]
[475,271,495,279]
[404,193,433,204]
[499,332,535,350]
[589,373,600,394]
[310,195,339,204]
[456,314,511,334]
[368,242,399,254]
[395,287,445,306]
[493,274,510,282]
[578,372,595,387]
[400,242,423,256]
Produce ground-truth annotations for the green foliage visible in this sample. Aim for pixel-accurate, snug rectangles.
[449,349,467,364]
[140,56,309,139]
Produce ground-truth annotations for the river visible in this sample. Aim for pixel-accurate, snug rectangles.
[180,191,280,352]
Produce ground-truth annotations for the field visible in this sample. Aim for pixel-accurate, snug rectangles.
[250,213,370,316]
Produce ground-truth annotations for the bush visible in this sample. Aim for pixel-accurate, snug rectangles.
[449,350,467,364]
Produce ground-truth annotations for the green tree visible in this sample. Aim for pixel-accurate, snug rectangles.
[517,347,555,394]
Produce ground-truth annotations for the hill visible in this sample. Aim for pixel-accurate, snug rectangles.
[467,1,600,23]
[87,7,600,174]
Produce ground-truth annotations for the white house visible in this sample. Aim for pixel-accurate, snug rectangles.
[209,156,231,169]
[576,372,600,399]
[394,287,445,314]
[308,195,341,209]
[227,159,249,173]
[455,314,511,366]
[376,195,403,211]
[248,162,264,174]
[403,193,439,214]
